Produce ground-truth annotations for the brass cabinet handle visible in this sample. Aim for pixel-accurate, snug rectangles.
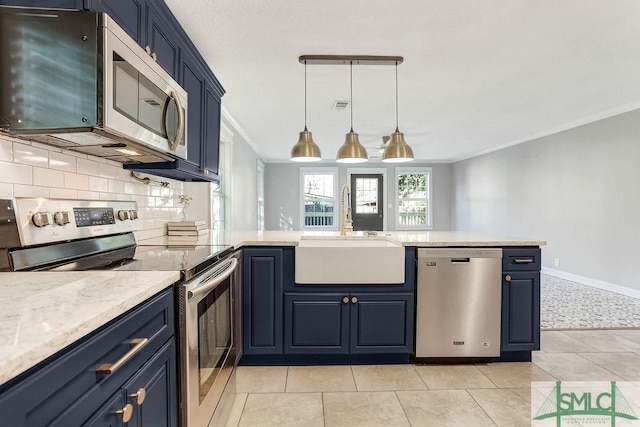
[116,404,133,422]
[342,296,349,304]
[513,258,534,264]
[505,275,512,282]
[130,388,146,405]
[96,338,149,375]
[351,296,358,304]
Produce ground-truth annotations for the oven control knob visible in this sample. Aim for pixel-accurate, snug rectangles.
[53,211,70,226]
[32,212,51,228]
[128,210,138,220]
[117,210,129,221]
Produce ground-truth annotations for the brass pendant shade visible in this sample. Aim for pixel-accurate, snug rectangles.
[382,130,414,163]
[336,131,368,163]
[290,60,322,162]
[291,127,321,162]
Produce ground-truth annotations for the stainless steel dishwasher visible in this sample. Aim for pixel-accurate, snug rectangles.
[416,248,503,358]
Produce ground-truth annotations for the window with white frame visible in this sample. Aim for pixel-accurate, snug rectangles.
[395,167,432,229]
[211,140,228,231]
[300,168,338,228]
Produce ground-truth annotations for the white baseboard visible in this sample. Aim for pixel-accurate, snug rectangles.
[542,267,640,300]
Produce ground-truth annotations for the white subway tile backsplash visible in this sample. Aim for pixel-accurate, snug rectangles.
[0,162,32,185]
[30,141,61,153]
[77,158,100,176]
[33,167,64,188]
[116,168,133,182]
[13,142,49,167]
[108,179,125,194]
[50,188,78,199]
[0,183,14,197]
[76,190,101,200]
[124,182,137,195]
[0,138,13,162]
[89,176,109,192]
[64,172,90,190]
[98,162,118,179]
[49,152,77,172]
[14,184,49,198]
[116,193,133,201]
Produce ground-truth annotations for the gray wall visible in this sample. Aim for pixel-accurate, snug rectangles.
[265,162,452,231]
[452,108,640,291]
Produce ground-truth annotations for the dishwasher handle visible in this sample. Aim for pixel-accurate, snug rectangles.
[450,258,470,263]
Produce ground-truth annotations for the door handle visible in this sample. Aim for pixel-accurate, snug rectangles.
[167,90,185,151]
[96,338,148,375]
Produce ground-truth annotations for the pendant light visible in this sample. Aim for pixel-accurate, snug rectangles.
[336,61,368,163]
[290,60,322,162]
[382,61,414,163]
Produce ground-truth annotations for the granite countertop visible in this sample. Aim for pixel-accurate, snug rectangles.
[139,230,546,248]
[0,271,180,387]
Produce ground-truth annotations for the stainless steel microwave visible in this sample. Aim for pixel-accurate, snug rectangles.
[0,7,187,163]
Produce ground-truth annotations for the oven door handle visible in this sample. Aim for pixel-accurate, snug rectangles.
[187,258,238,299]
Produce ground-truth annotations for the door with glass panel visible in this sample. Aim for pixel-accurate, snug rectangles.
[350,174,383,231]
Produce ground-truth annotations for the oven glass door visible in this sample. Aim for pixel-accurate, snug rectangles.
[196,277,231,403]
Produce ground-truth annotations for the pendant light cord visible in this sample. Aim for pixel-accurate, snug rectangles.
[304,60,308,132]
[395,61,399,133]
[350,61,354,133]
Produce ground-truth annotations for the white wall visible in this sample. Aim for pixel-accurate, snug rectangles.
[265,162,452,231]
[452,108,640,292]
[0,134,185,241]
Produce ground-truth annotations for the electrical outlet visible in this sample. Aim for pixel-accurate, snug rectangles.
[554,258,560,267]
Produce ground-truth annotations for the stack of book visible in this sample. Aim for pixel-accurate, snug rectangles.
[167,220,209,241]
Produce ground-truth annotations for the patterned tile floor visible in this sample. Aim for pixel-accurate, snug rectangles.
[541,274,640,330]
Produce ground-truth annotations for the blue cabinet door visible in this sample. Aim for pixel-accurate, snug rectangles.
[146,3,180,78]
[85,0,145,44]
[83,392,126,427]
[180,49,205,169]
[501,271,540,351]
[284,294,349,354]
[124,340,177,427]
[243,248,284,354]
[203,85,221,177]
[350,293,414,354]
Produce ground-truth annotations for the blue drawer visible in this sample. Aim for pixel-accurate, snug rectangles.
[502,248,541,271]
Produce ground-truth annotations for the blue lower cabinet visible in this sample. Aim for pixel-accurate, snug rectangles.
[83,392,126,427]
[350,294,414,354]
[243,248,286,355]
[501,271,540,352]
[284,294,349,354]
[284,292,414,355]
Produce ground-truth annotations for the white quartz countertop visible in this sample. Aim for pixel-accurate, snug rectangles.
[139,230,546,248]
[0,271,180,387]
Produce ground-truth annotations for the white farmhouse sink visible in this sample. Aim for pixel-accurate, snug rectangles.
[295,237,405,284]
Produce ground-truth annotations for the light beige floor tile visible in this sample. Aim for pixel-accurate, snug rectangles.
[475,362,556,388]
[235,366,288,393]
[532,353,623,381]
[579,352,640,380]
[323,391,410,426]
[286,365,356,392]
[468,388,532,427]
[224,393,247,427]
[561,330,640,352]
[351,364,427,391]
[540,331,600,353]
[609,329,640,344]
[238,392,323,427]
[396,390,494,426]
[414,364,496,389]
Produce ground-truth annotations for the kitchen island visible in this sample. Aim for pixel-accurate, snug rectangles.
[138,230,545,366]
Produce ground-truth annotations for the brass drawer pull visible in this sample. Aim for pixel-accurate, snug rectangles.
[351,296,358,304]
[130,387,147,405]
[342,296,349,304]
[116,403,133,422]
[505,275,512,282]
[96,338,149,375]
[513,258,534,264]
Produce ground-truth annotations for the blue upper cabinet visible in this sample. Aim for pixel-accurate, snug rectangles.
[85,0,145,44]
[146,2,180,79]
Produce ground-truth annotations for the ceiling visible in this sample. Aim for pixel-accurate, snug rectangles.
[165,0,640,163]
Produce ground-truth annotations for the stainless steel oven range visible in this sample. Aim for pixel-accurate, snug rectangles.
[0,198,241,427]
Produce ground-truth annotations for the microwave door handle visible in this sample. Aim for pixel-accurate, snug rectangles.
[187,258,238,299]
[168,90,185,151]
